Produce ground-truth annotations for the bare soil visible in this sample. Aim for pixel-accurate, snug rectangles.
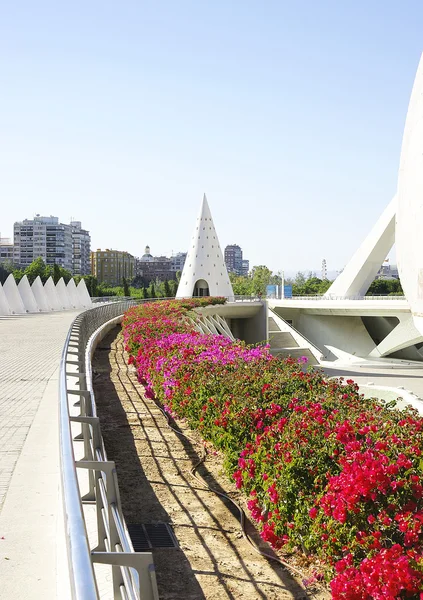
[92,327,330,600]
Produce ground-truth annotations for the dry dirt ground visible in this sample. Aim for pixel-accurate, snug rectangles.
[92,327,330,600]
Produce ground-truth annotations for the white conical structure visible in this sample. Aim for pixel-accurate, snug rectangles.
[0,283,11,315]
[76,279,92,308]
[31,276,50,312]
[3,274,26,314]
[56,277,72,310]
[18,275,39,313]
[44,276,62,311]
[176,194,234,300]
[397,54,423,335]
[66,278,80,309]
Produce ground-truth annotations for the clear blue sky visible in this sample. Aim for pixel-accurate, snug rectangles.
[1,1,422,274]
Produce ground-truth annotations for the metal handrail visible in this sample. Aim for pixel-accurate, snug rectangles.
[275,295,406,301]
[59,300,159,600]
[59,322,98,600]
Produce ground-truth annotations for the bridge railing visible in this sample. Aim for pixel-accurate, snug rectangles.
[275,295,406,301]
[59,301,160,600]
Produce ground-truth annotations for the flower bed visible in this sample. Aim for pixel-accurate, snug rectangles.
[123,299,423,598]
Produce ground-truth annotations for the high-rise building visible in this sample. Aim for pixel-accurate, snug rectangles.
[171,252,187,273]
[13,215,73,271]
[0,238,14,265]
[241,259,249,276]
[91,249,135,286]
[224,244,244,275]
[71,221,91,275]
[13,215,91,274]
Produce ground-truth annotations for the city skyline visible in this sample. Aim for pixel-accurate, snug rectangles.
[1,2,422,271]
[0,213,379,279]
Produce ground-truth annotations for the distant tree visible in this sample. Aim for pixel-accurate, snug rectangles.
[150,282,156,298]
[143,285,149,299]
[250,265,272,296]
[294,271,306,286]
[229,272,253,296]
[175,270,182,283]
[168,280,178,297]
[122,276,130,297]
[12,268,24,283]
[23,257,46,284]
[53,263,61,284]
[367,278,403,296]
[163,279,171,297]
[81,275,98,297]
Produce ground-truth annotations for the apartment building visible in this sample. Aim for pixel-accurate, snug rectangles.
[91,249,135,286]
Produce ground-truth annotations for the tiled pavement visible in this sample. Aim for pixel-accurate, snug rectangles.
[0,311,80,510]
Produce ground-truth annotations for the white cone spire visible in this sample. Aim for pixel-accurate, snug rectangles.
[176,194,234,300]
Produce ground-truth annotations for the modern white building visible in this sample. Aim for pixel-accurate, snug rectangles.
[176,194,234,299]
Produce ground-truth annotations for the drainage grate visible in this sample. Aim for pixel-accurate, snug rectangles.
[127,523,178,551]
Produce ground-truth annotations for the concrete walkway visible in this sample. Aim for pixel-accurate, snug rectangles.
[323,362,423,401]
[0,311,80,599]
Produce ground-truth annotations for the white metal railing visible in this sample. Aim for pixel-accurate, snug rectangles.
[273,295,406,301]
[59,301,159,600]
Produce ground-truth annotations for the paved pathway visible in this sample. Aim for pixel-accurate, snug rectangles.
[323,362,423,405]
[0,311,80,599]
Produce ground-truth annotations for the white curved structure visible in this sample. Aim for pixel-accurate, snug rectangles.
[76,279,93,308]
[18,275,39,313]
[273,54,423,362]
[31,276,50,312]
[397,54,423,335]
[176,194,234,300]
[0,284,11,315]
[4,274,26,314]
[44,277,62,311]
[325,197,396,299]
[0,274,93,316]
[66,278,80,309]
[56,278,72,310]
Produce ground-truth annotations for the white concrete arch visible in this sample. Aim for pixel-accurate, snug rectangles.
[0,283,11,315]
[397,54,423,334]
[18,275,39,313]
[31,276,50,312]
[44,277,62,311]
[325,197,396,299]
[76,279,92,308]
[176,194,234,300]
[4,274,26,314]
[66,279,80,309]
[56,278,72,310]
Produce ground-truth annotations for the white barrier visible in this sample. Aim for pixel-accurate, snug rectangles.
[0,274,93,315]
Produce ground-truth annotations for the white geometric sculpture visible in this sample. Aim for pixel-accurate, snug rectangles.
[56,277,72,310]
[323,54,423,357]
[31,276,50,312]
[396,54,423,337]
[44,276,62,311]
[66,278,80,309]
[76,279,92,308]
[3,274,26,314]
[18,275,39,313]
[325,197,396,299]
[0,283,11,315]
[176,194,234,300]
